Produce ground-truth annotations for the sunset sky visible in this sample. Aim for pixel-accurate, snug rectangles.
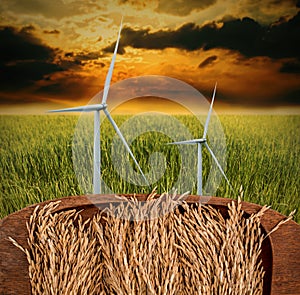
[0,0,299,114]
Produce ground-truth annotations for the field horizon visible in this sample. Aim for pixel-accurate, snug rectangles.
[1,102,300,116]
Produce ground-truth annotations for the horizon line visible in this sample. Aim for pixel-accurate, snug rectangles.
[1,106,300,115]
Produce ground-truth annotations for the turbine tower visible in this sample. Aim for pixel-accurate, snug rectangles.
[48,18,149,194]
[168,83,232,195]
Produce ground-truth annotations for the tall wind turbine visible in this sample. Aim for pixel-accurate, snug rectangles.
[48,18,149,194]
[168,83,232,195]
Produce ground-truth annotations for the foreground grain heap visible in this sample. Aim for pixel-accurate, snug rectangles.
[11,193,281,295]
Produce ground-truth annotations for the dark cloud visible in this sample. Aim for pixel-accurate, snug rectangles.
[34,81,78,98]
[0,60,63,91]
[0,26,55,63]
[34,73,98,103]
[0,0,102,20]
[0,25,85,106]
[245,0,299,7]
[240,0,299,24]
[0,26,104,90]
[119,23,201,51]
[20,25,36,33]
[198,55,218,68]
[155,0,217,16]
[118,0,147,10]
[94,61,105,67]
[280,60,300,73]
[117,12,300,60]
[75,51,102,61]
[0,93,39,105]
[103,42,126,55]
[0,26,108,104]
[65,52,74,57]
[62,51,105,68]
[43,29,60,34]
[0,26,63,93]
[275,0,297,4]
[209,87,300,107]
[281,88,300,104]
[118,0,217,16]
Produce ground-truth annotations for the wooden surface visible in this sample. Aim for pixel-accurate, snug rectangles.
[0,195,300,295]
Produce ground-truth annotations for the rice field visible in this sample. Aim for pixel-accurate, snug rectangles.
[0,114,299,222]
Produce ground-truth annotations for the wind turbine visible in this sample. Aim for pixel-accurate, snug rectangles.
[48,18,149,194]
[168,83,232,195]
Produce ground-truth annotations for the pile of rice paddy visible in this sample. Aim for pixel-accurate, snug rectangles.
[10,193,293,295]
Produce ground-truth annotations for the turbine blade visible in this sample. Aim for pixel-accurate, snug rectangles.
[48,107,87,113]
[167,139,201,145]
[103,109,149,186]
[204,142,234,191]
[203,82,217,138]
[48,104,105,113]
[101,17,123,105]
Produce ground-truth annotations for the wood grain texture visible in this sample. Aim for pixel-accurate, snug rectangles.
[0,195,299,295]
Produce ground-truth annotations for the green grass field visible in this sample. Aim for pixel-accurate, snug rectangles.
[0,114,299,222]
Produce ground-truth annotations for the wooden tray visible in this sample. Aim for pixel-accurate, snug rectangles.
[1,195,299,295]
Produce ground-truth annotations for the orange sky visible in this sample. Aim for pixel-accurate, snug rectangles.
[0,0,299,114]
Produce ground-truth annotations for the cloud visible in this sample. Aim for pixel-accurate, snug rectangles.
[118,23,202,51]
[243,0,298,9]
[198,55,218,68]
[233,0,299,25]
[61,51,107,69]
[117,12,300,60]
[0,25,111,105]
[73,51,103,62]
[118,0,148,10]
[0,25,74,103]
[155,0,217,16]
[103,42,126,55]
[0,0,102,20]
[280,60,300,73]
[0,26,55,63]
[43,29,60,34]
[269,0,298,4]
[0,26,64,92]
[118,0,217,16]
[281,88,300,104]
[0,61,63,91]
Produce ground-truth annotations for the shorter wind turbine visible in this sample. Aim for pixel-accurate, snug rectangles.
[168,83,232,195]
[48,18,149,194]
